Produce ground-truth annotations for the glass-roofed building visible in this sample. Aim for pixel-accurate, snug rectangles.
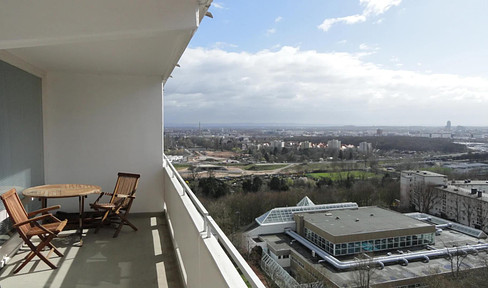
[244,197,359,247]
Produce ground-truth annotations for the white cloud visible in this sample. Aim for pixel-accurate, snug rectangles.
[318,0,401,31]
[213,42,238,49]
[361,0,402,16]
[390,56,399,62]
[359,43,379,51]
[165,46,488,126]
[318,14,366,31]
[275,16,283,23]
[212,2,224,9]
[266,28,276,35]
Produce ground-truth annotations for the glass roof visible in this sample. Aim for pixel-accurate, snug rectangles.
[405,212,487,239]
[296,196,315,206]
[255,202,358,225]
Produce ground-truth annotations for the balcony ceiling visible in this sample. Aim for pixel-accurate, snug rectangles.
[0,0,209,78]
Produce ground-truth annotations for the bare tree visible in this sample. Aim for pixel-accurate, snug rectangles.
[444,245,468,280]
[188,165,199,180]
[462,197,475,227]
[476,201,488,233]
[453,194,462,222]
[411,184,442,213]
[353,254,376,288]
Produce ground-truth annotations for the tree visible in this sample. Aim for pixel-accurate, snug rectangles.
[188,165,199,180]
[242,176,262,193]
[411,184,441,213]
[462,197,475,228]
[353,254,377,288]
[198,177,230,198]
[242,179,253,192]
[251,176,263,192]
[447,245,468,280]
[268,176,289,191]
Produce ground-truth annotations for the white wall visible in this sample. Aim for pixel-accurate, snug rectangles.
[163,165,248,288]
[43,72,163,213]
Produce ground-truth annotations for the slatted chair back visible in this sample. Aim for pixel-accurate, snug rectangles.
[111,172,140,208]
[1,188,30,236]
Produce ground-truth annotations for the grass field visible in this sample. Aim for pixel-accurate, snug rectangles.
[243,164,289,171]
[306,171,378,180]
[173,163,191,169]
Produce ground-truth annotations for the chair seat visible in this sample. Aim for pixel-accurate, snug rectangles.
[26,220,68,237]
[91,203,116,209]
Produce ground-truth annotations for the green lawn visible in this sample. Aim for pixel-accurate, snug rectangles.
[243,164,289,171]
[173,163,191,169]
[306,171,378,181]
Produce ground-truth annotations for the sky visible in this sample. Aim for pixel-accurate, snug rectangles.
[164,0,488,127]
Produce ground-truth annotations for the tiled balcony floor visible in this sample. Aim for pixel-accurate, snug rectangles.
[0,213,182,288]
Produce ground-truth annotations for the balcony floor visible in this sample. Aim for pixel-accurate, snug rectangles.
[0,213,183,288]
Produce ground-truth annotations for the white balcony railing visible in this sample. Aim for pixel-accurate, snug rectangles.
[162,155,265,288]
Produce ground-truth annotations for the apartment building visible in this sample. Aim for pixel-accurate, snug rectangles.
[358,141,372,154]
[327,139,341,150]
[401,170,488,233]
[400,170,448,209]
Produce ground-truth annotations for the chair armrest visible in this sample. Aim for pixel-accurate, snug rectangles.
[14,214,52,227]
[27,205,61,217]
[32,219,66,236]
[92,191,114,205]
[115,194,135,199]
[101,192,115,196]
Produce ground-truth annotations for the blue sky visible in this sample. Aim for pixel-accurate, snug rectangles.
[165,0,488,127]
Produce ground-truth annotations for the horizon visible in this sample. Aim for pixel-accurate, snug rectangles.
[165,122,488,129]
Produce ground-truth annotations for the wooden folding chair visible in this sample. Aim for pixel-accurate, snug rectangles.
[0,188,67,274]
[90,172,140,238]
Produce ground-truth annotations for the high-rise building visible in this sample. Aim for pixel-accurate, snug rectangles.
[358,141,372,154]
[446,120,452,130]
[327,139,341,150]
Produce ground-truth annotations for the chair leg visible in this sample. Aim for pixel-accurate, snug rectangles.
[39,234,64,257]
[14,237,57,274]
[113,211,137,238]
[95,210,111,234]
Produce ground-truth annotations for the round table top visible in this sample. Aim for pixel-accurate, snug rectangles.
[23,184,101,198]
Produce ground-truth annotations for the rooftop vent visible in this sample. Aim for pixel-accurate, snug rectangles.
[370,213,374,217]
[355,218,360,222]
[336,216,340,220]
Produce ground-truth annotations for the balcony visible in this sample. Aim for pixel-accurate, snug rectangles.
[0,213,183,288]
[0,158,264,287]
[0,1,265,286]
[0,159,265,287]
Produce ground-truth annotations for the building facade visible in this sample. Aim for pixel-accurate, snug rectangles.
[327,139,341,150]
[400,170,448,209]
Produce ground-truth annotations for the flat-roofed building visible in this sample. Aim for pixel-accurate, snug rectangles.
[294,207,436,256]
[251,203,488,287]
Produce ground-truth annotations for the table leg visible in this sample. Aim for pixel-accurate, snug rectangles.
[41,198,47,209]
[78,195,85,246]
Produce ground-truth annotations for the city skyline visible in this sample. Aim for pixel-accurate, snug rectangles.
[165,0,488,127]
